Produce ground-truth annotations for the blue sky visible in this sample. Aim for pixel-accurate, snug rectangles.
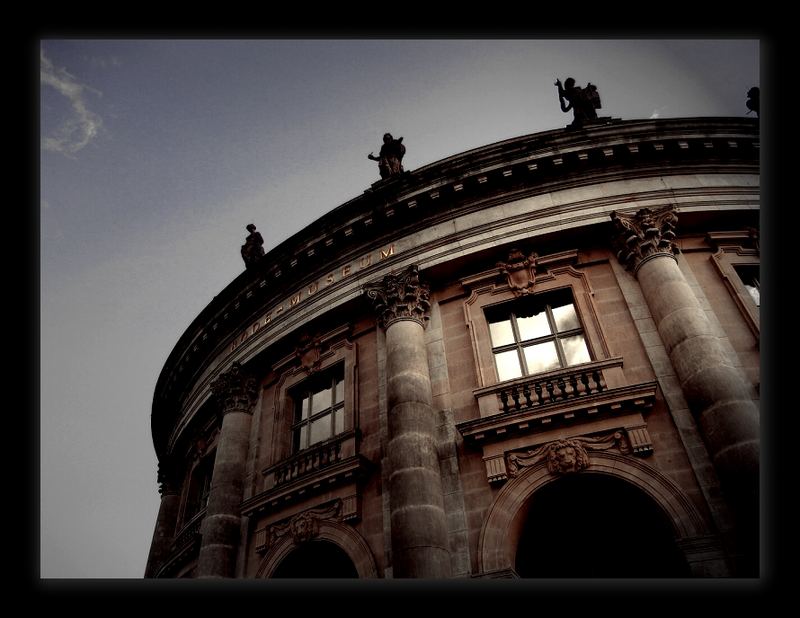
[39,38,759,578]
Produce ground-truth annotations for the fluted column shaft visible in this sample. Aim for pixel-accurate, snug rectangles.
[366,266,452,578]
[196,362,258,578]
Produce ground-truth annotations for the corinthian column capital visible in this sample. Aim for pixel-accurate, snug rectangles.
[210,361,259,416]
[611,205,680,274]
[364,264,431,329]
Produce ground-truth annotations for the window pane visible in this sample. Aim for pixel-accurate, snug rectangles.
[552,303,581,332]
[309,414,331,446]
[561,335,591,366]
[495,350,523,381]
[297,425,308,450]
[311,385,332,416]
[516,308,551,340]
[523,341,560,374]
[299,396,310,420]
[488,318,515,347]
[743,284,760,306]
[334,407,344,434]
[334,377,344,404]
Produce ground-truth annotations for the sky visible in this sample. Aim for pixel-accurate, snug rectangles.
[39,38,760,578]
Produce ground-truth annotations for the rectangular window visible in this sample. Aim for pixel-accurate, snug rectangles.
[183,450,216,523]
[486,290,591,382]
[734,264,760,307]
[291,364,345,452]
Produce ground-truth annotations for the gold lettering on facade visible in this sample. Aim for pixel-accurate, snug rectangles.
[230,242,401,355]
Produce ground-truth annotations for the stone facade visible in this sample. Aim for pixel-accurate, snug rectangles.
[147,117,760,578]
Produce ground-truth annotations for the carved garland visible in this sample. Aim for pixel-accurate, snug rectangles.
[267,500,342,548]
[364,264,431,329]
[507,431,631,477]
[611,205,680,274]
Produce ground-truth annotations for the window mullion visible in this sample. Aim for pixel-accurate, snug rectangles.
[547,305,568,367]
[510,311,529,376]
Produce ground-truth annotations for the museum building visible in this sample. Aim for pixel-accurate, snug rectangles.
[145,116,760,578]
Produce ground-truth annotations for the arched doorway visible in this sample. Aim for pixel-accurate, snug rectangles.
[271,540,359,578]
[515,472,690,577]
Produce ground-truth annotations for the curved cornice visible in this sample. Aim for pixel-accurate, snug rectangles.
[151,117,758,460]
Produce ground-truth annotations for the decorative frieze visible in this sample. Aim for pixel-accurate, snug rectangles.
[364,264,431,329]
[611,205,680,274]
[507,431,631,477]
[209,361,259,416]
[256,500,343,553]
[496,248,537,296]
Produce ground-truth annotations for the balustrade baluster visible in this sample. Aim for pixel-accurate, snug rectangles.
[500,390,510,413]
[545,381,555,403]
[534,382,543,405]
[581,371,591,394]
[511,387,521,410]
[523,384,533,408]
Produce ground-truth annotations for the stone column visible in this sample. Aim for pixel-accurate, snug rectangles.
[144,459,180,577]
[612,206,759,573]
[365,265,452,578]
[196,362,259,578]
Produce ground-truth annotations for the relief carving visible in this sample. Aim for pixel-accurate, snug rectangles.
[507,431,631,477]
[295,332,322,373]
[266,500,343,548]
[496,248,538,296]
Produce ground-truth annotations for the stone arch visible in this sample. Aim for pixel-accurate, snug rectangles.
[478,450,710,575]
[256,520,378,578]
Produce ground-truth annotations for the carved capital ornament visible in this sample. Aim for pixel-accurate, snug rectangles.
[210,361,259,416]
[364,264,431,329]
[611,205,679,274]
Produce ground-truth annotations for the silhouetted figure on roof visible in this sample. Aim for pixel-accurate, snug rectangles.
[746,87,759,117]
[555,77,601,128]
[368,133,405,180]
[241,223,264,269]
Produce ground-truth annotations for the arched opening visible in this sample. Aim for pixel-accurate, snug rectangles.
[271,540,359,578]
[515,472,691,577]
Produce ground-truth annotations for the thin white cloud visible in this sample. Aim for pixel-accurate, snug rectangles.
[649,106,668,119]
[41,49,103,156]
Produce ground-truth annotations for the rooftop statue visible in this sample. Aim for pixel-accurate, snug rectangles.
[241,223,264,269]
[368,133,406,180]
[555,77,601,128]
[746,87,759,117]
